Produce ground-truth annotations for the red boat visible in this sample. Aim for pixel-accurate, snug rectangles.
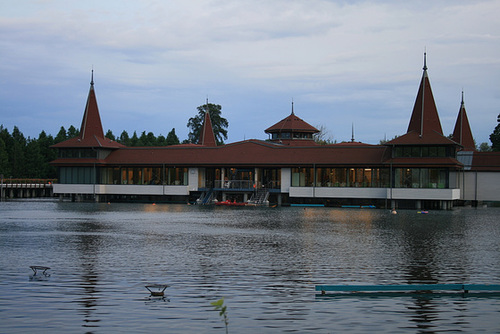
[215,200,247,206]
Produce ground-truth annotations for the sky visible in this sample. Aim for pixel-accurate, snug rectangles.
[1,0,499,146]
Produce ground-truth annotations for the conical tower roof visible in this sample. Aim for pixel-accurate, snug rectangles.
[79,71,105,140]
[53,72,123,149]
[198,103,217,147]
[387,54,455,146]
[407,53,443,136]
[452,92,475,151]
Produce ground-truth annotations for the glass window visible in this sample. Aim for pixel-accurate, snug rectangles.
[363,168,372,187]
[291,168,313,187]
[393,168,448,188]
[379,168,390,188]
[263,168,280,189]
[166,167,188,185]
[411,147,420,157]
[421,146,429,157]
[333,168,347,187]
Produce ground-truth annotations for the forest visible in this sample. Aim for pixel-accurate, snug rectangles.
[0,125,181,179]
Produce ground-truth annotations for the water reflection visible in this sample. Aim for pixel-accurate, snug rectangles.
[1,202,499,333]
[75,223,103,331]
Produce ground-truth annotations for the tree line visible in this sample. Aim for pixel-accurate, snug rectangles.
[1,108,499,180]
[0,103,228,179]
[0,125,187,179]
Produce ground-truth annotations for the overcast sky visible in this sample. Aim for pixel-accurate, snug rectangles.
[1,0,499,145]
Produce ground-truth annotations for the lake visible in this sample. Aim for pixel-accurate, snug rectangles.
[0,200,499,333]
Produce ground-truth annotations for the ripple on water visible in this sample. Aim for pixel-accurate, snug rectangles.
[1,202,500,333]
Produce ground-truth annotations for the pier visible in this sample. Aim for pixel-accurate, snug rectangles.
[0,178,56,200]
[315,284,500,296]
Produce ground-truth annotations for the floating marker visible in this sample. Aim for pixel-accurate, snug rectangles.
[30,266,50,276]
[145,284,168,296]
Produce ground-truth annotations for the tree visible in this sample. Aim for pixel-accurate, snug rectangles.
[379,135,399,145]
[479,142,492,152]
[130,131,139,146]
[11,127,26,177]
[156,135,167,146]
[54,126,67,143]
[105,129,116,141]
[145,132,157,146]
[490,113,500,151]
[187,103,228,145]
[119,130,130,146]
[166,128,180,145]
[139,131,149,146]
[0,126,13,177]
[67,125,79,138]
[313,124,335,145]
[37,130,56,178]
[0,137,11,177]
[25,139,44,178]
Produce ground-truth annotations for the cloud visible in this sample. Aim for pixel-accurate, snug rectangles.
[1,0,499,145]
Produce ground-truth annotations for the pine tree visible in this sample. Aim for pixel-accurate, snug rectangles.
[490,113,500,151]
[187,103,228,145]
[166,128,180,145]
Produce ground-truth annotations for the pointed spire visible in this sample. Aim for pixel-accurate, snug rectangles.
[198,100,217,147]
[351,123,355,142]
[52,72,124,149]
[80,70,104,141]
[291,99,295,115]
[452,91,475,151]
[406,52,443,137]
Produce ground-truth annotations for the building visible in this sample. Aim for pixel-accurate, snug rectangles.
[51,55,500,208]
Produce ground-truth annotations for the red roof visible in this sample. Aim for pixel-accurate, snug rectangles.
[387,54,456,147]
[265,112,319,134]
[52,77,124,149]
[407,57,443,136]
[52,139,389,167]
[385,156,462,168]
[198,111,216,146]
[328,141,374,147]
[387,130,457,146]
[452,95,476,151]
[471,152,500,171]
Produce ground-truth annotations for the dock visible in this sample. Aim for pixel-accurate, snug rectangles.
[315,284,500,295]
[1,179,55,199]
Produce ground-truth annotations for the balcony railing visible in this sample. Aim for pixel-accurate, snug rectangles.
[202,180,281,190]
[214,180,254,189]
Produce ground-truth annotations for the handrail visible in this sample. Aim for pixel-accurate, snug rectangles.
[1,178,57,185]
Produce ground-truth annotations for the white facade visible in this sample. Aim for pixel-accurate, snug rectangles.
[460,171,500,202]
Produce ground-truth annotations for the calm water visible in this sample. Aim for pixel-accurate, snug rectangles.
[0,200,499,333]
